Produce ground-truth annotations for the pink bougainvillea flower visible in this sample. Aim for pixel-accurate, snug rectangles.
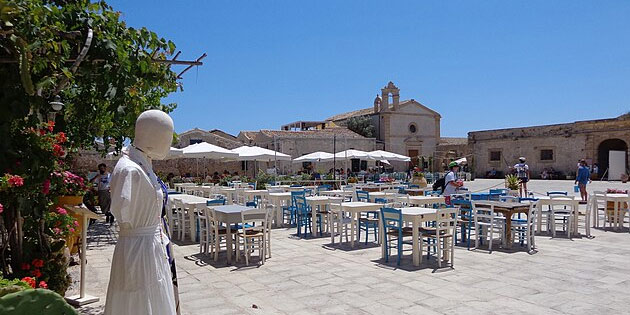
[42,179,50,195]
[69,228,75,233]
[38,281,48,289]
[53,227,61,234]
[47,121,55,132]
[7,175,24,187]
[56,207,68,215]
[0,203,3,214]
[30,269,42,278]
[73,220,79,227]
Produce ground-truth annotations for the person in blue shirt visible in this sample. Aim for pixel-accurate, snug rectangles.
[575,159,591,202]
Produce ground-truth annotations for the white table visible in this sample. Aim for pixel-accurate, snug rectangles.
[380,207,438,266]
[218,187,236,204]
[368,192,398,202]
[243,190,268,203]
[338,202,383,247]
[170,194,212,241]
[396,195,445,207]
[535,196,581,234]
[268,192,292,226]
[320,190,353,198]
[305,196,343,236]
[604,194,630,230]
[212,204,254,264]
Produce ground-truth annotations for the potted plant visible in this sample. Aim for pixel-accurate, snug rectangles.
[505,174,520,196]
[411,167,428,188]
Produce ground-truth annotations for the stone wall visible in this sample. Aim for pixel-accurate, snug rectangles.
[468,116,630,178]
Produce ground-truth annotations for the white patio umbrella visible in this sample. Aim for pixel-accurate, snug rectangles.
[232,146,291,178]
[454,157,467,165]
[292,151,334,163]
[367,150,411,162]
[333,149,373,160]
[181,142,238,159]
[232,146,291,162]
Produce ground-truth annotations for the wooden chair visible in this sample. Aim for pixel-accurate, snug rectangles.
[236,208,268,266]
[420,206,458,268]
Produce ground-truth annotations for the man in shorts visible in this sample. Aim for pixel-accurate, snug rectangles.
[444,161,463,205]
[513,157,530,197]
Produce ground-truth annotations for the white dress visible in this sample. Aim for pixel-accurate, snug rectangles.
[105,147,176,315]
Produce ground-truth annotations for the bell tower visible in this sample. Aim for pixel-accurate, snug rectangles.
[380,81,400,111]
[373,94,382,113]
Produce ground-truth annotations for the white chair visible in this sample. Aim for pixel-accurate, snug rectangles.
[236,208,268,266]
[328,202,352,244]
[174,200,189,240]
[591,191,606,228]
[166,199,179,238]
[204,206,232,261]
[264,204,273,258]
[549,196,575,239]
[473,202,505,253]
[511,202,536,253]
[420,206,458,268]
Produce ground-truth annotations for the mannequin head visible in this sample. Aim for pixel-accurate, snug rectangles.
[133,110,174,160]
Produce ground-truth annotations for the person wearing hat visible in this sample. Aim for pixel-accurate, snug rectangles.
[513,157,530,197]
[444,161,463,205]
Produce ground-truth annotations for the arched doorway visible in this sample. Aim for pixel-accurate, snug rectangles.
[597,139,628,179]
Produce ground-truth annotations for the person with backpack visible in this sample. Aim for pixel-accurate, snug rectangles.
[513,157,530,197]
[444,161,463,205]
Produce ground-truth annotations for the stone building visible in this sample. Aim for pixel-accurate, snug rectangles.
[325,82,442,170]
[468,114,630,180]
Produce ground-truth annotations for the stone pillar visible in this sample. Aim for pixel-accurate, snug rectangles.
[380,89,389,111]
[392,92,400,111]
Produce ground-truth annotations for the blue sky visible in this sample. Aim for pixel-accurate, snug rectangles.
[109,0,630,137]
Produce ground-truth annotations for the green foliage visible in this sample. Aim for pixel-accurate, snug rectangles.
[505,174,519,190]
[0,0,179,155]
[255,170,275,190]
[347,115,376,138]
[0,288,77,315]
[0,277,31,298]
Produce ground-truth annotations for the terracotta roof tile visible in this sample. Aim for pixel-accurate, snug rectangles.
[259,128,367,139]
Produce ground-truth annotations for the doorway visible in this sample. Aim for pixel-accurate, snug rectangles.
[408,149,419,169]
[597,139,627,179]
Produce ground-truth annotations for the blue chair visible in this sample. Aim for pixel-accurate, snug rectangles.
[293,194,311,237]
[197,199,228,241]
[489,189,508,195]
[358,197,385,245]
[547,191,568,196]
[356,190,370,202]
[317,184,332,195]
[409,184,420,189]
[380,207,411,265]
[398,187,407,195]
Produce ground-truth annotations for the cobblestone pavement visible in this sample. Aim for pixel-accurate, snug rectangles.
[76,179,630,315]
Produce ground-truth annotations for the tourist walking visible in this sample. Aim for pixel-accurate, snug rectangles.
[576,159,591,202]
[444,161,463,205]
[91,163,113,223]
[514,157,530,197]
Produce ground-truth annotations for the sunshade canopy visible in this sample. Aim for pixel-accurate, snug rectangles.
[232,146,291,162]
[292,151,335,163]
[367,150,411,162]
[181,142,239,159]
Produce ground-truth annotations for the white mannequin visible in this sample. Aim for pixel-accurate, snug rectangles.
[133,109,174,160]
[105,110,177,315]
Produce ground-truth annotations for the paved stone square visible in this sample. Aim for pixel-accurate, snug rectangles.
[75,179,630,315]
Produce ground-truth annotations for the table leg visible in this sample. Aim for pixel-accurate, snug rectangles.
[505,214,512,248]
[350,211,356,247]
[189,207,196,242]
[615,201,619,231]
[226,223,233,264]
[379,215,386,259]
[537,203,543,233]
[311,203,318,237]
[412,218,420,266]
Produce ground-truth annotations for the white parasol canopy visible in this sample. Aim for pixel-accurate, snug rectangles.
[232,145,291,162]
[333,149,372,160]
[292,151,335,163]
[181,142,239,159]
[367,150,411,162]
[454,157,467,165]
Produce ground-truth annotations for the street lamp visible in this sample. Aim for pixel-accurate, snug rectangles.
[48,95,64,121]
